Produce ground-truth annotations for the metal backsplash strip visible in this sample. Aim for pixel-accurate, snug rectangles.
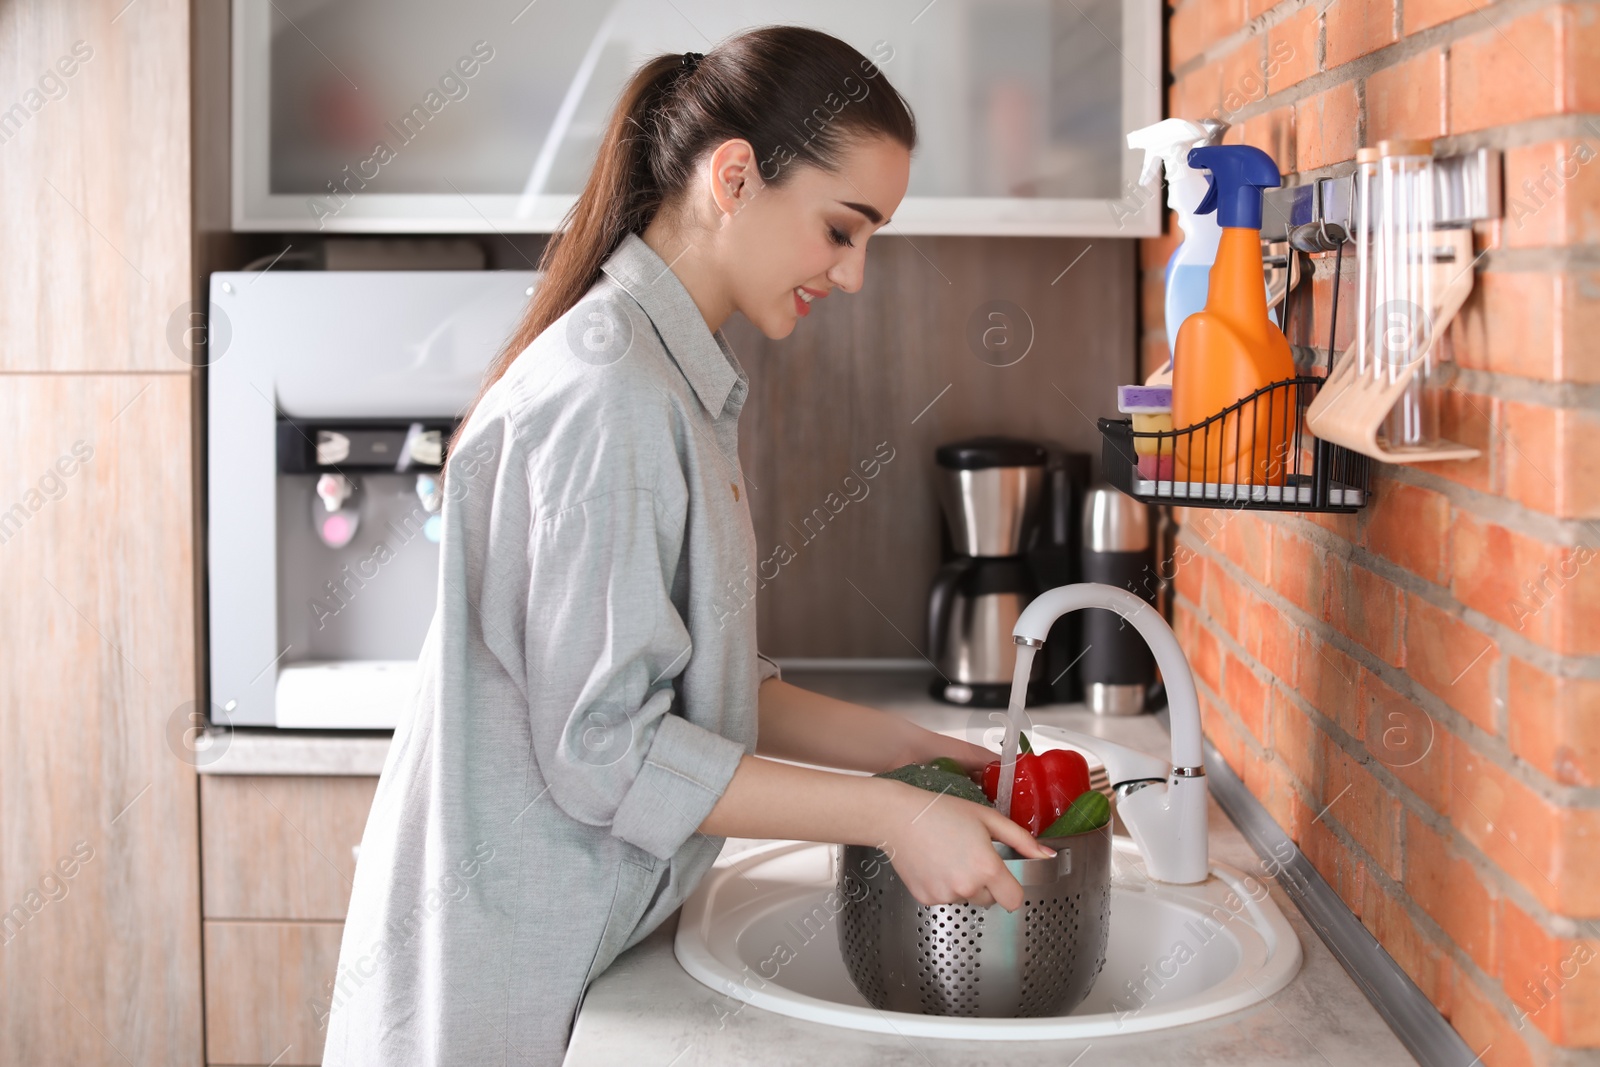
[1260,147,1503,241]
[1196,727,1477,1067]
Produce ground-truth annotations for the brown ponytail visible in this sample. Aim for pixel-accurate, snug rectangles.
[450,26,915,456]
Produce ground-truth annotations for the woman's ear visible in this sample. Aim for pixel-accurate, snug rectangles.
[707,138,762,223]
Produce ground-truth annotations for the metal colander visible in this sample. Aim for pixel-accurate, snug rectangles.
[835,826,1111,1017]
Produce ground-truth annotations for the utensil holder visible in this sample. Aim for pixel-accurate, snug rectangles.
[1306,226,1481,462]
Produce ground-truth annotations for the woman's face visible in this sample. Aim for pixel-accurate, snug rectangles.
[712,135,911,339]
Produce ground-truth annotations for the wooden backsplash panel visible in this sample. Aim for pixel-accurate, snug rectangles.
[724,235,1135,659]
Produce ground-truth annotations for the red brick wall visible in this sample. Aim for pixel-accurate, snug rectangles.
[1148,1,1600,1061]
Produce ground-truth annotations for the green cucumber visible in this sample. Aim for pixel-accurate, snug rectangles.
[1041,789,1111,837]
[927,756,965,776]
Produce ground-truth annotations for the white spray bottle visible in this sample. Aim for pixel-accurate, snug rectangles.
[1126,118,1222,376]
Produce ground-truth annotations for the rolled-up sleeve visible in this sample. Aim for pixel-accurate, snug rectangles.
[757,651,782,684]
[520,486,744,860]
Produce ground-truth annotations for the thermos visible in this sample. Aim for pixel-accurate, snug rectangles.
[1079,485,1155,715]
[1023,449,1092,703]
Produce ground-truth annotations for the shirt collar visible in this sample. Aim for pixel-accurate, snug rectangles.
[600,232,748,418]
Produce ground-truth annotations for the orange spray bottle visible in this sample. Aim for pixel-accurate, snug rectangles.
[1171,145,1297,485]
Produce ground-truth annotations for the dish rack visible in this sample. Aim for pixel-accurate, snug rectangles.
[1098,376,1371,513]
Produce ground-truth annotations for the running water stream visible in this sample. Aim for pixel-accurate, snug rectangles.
[993,644,1037,822]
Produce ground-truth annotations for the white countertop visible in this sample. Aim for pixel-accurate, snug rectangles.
[563,668,1418,1067]
[194,726,391,775]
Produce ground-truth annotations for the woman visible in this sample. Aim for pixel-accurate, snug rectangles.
[322,26,1052,1066]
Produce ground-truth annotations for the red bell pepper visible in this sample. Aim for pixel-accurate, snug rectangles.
[1036,749,1092,823]
[982,737,1093,835]
[982,755,1045,833]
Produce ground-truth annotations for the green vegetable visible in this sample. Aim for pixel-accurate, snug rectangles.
[877,762,991,806]
[927,756,965,776]
[1041,789,1111,837]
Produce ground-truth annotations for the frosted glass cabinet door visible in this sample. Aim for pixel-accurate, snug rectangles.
[233,0,1161,236]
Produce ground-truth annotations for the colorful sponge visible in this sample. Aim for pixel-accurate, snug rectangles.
[1119,384,1175,460]
[1138,453,1175,481]
[1131,411,1173,456]
[1117,385,1172,413]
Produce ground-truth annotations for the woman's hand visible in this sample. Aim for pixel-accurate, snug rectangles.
[877,780,1055,911]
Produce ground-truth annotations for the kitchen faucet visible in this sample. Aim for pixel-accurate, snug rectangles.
[1013,583,1210,884]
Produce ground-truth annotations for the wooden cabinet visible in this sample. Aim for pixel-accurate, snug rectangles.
[201,775,378,921]
[0,376,206,1065]
[199,775,378,1065]
[0,0,205,1063]
[202,922,345,1066]
[233,0,1160,236]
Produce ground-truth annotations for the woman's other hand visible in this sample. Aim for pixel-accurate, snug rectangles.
[877,781,1054,911]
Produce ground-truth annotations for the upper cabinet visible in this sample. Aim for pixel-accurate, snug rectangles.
[233,0,1161,236]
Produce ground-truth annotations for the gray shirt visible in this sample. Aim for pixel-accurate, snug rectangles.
[322,233,780,1067]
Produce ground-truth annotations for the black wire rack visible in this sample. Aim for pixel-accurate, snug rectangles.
[1098,377,1370,512]
[1098,240,1371,514]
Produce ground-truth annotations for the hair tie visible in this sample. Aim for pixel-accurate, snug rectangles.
[680,51,703,73]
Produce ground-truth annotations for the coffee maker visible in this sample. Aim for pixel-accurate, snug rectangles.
[926,437,1048,707]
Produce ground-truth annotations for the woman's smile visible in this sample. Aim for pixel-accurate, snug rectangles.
[792,285,828,318]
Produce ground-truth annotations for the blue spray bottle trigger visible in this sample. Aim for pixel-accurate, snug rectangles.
[1187,144,1282,229]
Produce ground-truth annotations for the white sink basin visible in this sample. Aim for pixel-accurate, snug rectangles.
[676,837,1302,1039]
